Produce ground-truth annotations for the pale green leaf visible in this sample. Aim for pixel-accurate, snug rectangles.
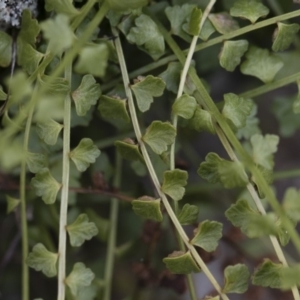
[189,7,202,36]
[250,134,279,170]
[66,262,95,296]
[27,243,58,277]
[72,74,101,116]
[36,119,63,145]
[70,138,101,172]
[131,75,165,112]
[6,195,20,214]
[127,14,165,60]
[240,46,284,83]
[209,12,239,34]
[199,19,216,41]
[222,93,253,129]
[189,107,216,134]
[219,40,249,72]
[85,209,110,242]
[107,0,148,11]
[75,44,109,77]
[282,187,300,222]
[40,14,74,55]
[31,168,61,204]
[252,259,283,288]
[0,31,12,67]
[142,121,176,155]
[163,251,201,274]
[280,265,300,289]
[0,138,24,171]
[198,153,248,189]
[172,94,197,119]
[191,220,223,252]
[8,71,32,104]
[26,152,47,173]
[98,95,130,123]
[230,0,269,24]
[177,203,199,225]
[132,197,163,222]
[45,0,79,17]
[165,4,195,41]
[272,22,300,52]
[115,140,144,162]
[161,169,188,201]
[67,214,99,247]
[223,264,250,293]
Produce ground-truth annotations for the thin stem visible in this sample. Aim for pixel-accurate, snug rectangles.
[95,130,135,149]
[216,127,300,300]
[20,102,35,300]
[274,168,300,180]
[111,26,229,300]
[103,152,122,300]
[57,59,72,300]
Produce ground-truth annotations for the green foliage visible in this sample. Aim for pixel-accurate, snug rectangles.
[115,139,144,161]
[189,7,202,36]
[208,12,239,34]
[106,0,148,11]
[0,31,12,67]
[191,220,223,252]
[188,107,216,134]
[172,94,197,119]
[67,214,99,247]
[26,152,47,173]
[132,197,163,222]
[223,264,250,293]
[161,169,188,201]
[6,195,20,214]
[272,23,300,52]
[282,188,300,222]
[163,251,201,274]
[230,0,269,24]
[131,75,166,112]
[36,119,63,145]
[177,203,199,225]
[27,243,58,277]
[65,262,95,296]
[45,0,79,16]
[70,138,101,172]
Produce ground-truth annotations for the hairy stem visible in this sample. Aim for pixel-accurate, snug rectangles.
[57,60,72,300]
[111,26,229,300]
[103,152,122,300]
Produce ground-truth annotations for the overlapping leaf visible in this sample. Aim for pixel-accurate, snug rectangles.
[209,13,239,34]
[282,187,300,222]
[107,0,148,11]
[172,94,197,119]
[36,119,63,145]
[45,0,79,16]
[132,197,163,222]
[223,264,250,293]
[189,107,216,134]
[115,140,144,162]
[26,152,47,173]
[177,204,199,225]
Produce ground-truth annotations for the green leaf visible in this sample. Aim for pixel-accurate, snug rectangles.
[72,75,101,116]
[31,168,62,204]
[131,75,165,112]
[240,46,284,83]
[0,31,12,67]
[230,0,269,24]
[198,153,248,189]
[188,107,216,134]
[219,40,249,72]
[251,165,273,199]
[189,7,202,36]
[115,139,144,162]
[293,81,300,114]
[165,4,195,41]
[70,139,100,172]
[222,93,253,129]
[27,243,58,277]
[107,0,148,11]
[172,94,197,119]
[282,188,300,222]
[98,95,130,123]
[67,214,99,247]
[132,197,163,222]
[280,265,300,289]
[66,262,95,296]
[142,121,176,155]
[9,71,32,104]
[127,14,165,60]
[177,203,199,225]
[163,251,201,274]
[199,19,216,41]
[0,86,7,101]
[85,209,110,242]
[36,119,63,145]
[191,220,223,252]
[208,12,239,34]
[45,0,79,17]
[75,44,109,77]
[252,259,283,288]
[161,169,188,201]
[250,134,279,170]
[272,22,300,52]
[6,195,20,214]
[40,14,74,55]
[223,264,250,293]
[26,152,47,173]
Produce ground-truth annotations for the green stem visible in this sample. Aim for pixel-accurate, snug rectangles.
[57,59,72,300]
[103,152,122,300]
[274,168,300,180]
[151,10,300,256]
[95,131,135,149]
[111,26,229,300]
[20,101,35,300]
